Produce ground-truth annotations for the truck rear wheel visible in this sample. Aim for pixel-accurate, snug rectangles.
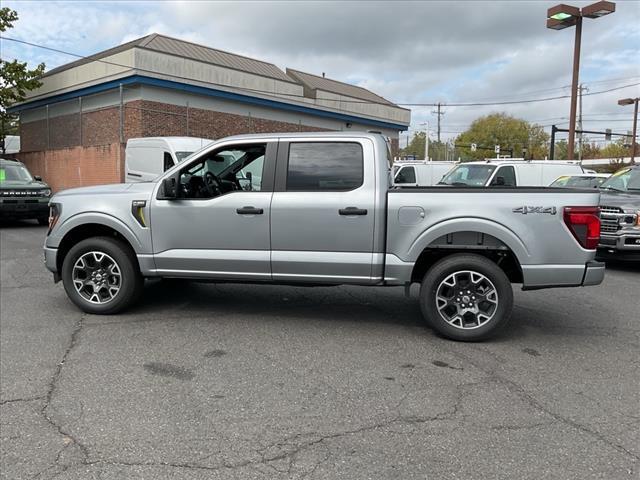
[420,253,513,341]
[61,236,143,314]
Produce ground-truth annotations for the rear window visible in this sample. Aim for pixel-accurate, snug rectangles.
[286,142,363,191]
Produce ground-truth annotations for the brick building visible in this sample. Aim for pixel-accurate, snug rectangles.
[10,34,410,192]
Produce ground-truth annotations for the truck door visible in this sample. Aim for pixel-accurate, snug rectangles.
[149,140,276,279]
[270,139,377,283]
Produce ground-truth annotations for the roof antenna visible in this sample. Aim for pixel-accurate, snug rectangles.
[322,72,325,78]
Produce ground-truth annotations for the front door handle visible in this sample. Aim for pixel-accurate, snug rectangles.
[236,206,264,215]
[339,207,368,216]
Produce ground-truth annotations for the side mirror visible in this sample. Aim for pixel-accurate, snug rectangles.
[161,176,178,199]
[34,175,43,182]
[494,176,505,186]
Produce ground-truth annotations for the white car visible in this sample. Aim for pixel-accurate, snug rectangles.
[550,173,610,189]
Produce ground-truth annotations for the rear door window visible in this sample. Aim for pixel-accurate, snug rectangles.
[286,142,363,191]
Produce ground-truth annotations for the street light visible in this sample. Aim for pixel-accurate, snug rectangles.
[546,1,615,160]
[618,97,639,164]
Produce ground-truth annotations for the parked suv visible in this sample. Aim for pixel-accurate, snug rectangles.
[598,165,640,260]
[0,158,51,224]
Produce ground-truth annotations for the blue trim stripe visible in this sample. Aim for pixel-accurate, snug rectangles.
[9,74,409,131]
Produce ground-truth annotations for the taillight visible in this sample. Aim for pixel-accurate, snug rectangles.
[563,206,600,250]
[47,203,60,235]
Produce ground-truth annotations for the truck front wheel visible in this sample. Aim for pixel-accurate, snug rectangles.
[419,253,513,341]
[61,236,143,314]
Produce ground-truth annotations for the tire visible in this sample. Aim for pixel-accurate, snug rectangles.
[419,253,513,341]
[61,236,143,314]
[37,216,49,226]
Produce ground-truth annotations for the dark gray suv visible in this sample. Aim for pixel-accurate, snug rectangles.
[0,158,52,225]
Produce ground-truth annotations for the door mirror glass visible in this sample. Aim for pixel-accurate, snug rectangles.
[162,177,178,199]
[34,175,43,181]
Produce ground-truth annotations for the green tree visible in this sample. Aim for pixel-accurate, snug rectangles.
[553,139,568,160]
[579,141,602,160]
[600,138,632,159]
[1,7,45,154]
[455,113,550,161]
[400,132,448,160]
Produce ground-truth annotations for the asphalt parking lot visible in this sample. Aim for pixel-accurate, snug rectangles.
[1,221,638,479]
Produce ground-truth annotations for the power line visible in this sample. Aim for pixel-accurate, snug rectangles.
[2,35,639,109]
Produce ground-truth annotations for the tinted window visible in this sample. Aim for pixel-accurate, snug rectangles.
[395,166,416,184]
[163,152,174,171]
[493,166,516,186]
[287,142,363,191]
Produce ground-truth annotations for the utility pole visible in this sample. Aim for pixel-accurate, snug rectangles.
[578,84,588,162]
[432,103,445,143]
[420,122,430,161]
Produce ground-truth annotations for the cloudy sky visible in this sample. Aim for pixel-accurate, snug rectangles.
[2,0,639,145]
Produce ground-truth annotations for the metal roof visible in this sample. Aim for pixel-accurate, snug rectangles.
[286,68,397,106]
[43,33,296,84]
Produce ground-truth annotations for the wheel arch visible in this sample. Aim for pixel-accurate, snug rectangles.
[55,216,141,274]
[410,230,524,284]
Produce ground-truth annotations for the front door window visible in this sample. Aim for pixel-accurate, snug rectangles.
[178,144,266,199]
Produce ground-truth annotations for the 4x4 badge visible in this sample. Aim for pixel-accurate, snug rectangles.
[513,206,557,215]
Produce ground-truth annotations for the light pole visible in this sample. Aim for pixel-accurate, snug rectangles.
[546,1,615,160]
[420,121,430,161]
[618,97,639,164]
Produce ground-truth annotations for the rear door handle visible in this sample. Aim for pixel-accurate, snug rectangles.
[236,206,264,215]
[339,207,368,216]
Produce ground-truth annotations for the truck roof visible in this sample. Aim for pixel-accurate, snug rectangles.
[213,131,389,142]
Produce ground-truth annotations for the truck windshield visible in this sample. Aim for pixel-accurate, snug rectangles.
[439,164,496,186]
[600,168,640,192]
[0,164,33,182]
[174,151,195,162]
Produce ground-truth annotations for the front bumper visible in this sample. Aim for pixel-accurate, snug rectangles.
[598,231,640,253]
[44,246,57,273]
[0,199,49,218]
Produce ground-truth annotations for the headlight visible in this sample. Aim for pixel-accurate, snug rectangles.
[42,189,52,197]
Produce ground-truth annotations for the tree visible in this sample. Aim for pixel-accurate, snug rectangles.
[600,138,632,159]
[454,113,550,161]
[400,132,450,160]
[0,7,45,154]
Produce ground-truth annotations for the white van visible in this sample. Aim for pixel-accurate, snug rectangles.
[125,137,214,182]
[393,162,457,186]
[438,160,585,187]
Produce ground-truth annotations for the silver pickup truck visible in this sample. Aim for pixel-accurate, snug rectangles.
[44,133,604,341]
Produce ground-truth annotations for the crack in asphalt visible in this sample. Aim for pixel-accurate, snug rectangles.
[449,348,640,462]
[33,312,91,479]
[0,396,45,406]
